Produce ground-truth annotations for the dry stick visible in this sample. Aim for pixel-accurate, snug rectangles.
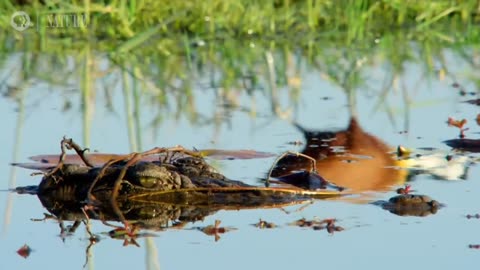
[30,213,56,222]
[265,151,317,187]
[62,138,95,167]
[86,153,136,203]
[83,219,97,269]
[45,137,93,178]
[45,137,70,177]
[101,220,121,229]
[69,220,82,234]
[86,147,172,202]
[83,219,94,237]
[279,200,314,214]
[109,153,144,231]
[163,150,171,163]
[58,220,67,241]
[81,207,92,223]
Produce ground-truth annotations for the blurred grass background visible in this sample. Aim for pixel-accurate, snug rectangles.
[0,0,479,147]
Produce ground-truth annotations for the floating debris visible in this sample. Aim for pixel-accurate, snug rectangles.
[195,220,237,242]
[452,82,468,96]
[290,218,344,234]
[16,244,32,259]
[106,225,156,247]
[396,184,415,195]
[447,117,469,138]
[252,219,276,229]
[287,140,304,146]
[290,218,316,227]
[466,214,480,219]
[447,117,467,129]
[312,219,345,234]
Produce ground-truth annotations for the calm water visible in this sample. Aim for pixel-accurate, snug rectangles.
[1,51,479,269]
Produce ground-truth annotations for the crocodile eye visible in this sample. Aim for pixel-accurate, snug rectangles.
[139,177,158,188]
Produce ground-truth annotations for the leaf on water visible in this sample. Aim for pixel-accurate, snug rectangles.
[196,220,237,242]
[23,149,274,169]
[289,218,316,227]
[290,218,343,234]
[447,117,467,129]
[16,244,32,259]
[29,153,135,166]
[10,162,56,171]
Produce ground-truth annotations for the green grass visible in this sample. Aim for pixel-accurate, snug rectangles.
[1,0,479,52]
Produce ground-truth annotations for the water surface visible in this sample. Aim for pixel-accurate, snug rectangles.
[1,49,479,270]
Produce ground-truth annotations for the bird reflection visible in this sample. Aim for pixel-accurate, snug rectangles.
[272,117,407,192]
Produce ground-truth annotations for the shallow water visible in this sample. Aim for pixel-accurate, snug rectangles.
[1,51,479,270]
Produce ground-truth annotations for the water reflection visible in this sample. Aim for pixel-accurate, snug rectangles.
[272,117,407,192]
[272,116,475,193]
[445,138,480,153]
[16,184,316,250]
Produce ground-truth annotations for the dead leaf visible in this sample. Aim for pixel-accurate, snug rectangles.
[16,244,32,259]
[447,117,467,129]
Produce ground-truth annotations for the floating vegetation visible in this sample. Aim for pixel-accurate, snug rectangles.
[16,244,32,259]
[289,218,344,234]
[194,220,237,242]
[252,219,276,229]
[447,117,469,138]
